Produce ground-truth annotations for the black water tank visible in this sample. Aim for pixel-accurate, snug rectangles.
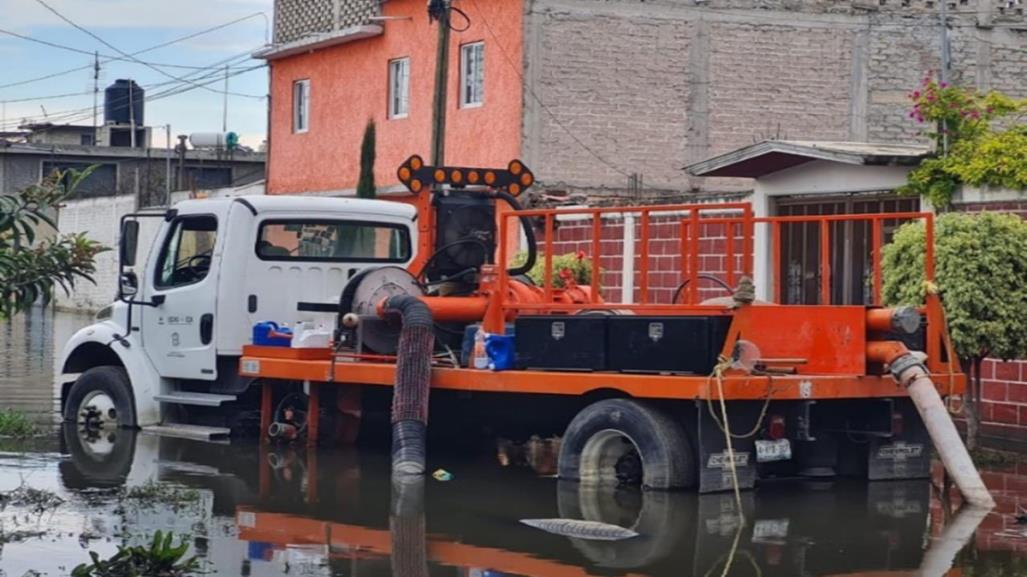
[104,79,144,126]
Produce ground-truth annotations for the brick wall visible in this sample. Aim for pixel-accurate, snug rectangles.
[523,0,1027,199]
[547,213,748,304]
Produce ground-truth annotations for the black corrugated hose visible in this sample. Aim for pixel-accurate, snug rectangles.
[493,190,537,277]
[381,294,435,476]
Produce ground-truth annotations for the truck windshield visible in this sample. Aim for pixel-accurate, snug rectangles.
[256,220,410,262]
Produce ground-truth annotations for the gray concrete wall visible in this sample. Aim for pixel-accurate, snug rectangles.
[522,0,1027,199]
[0,149,265,204]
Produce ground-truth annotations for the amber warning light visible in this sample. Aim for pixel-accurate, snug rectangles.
[396,155,535,196]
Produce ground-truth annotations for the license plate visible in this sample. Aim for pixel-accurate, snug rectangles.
[755,439,792,463]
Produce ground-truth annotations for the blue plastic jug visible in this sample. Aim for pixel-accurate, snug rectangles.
[485,334,516,371]
[252,321,293,347]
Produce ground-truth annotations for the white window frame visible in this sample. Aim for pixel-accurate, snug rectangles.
[459,42,484,108]
[388,57,410,119]
[293,79,310,134]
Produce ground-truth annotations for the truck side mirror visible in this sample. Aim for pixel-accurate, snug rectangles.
[119,271,139,297]
[120,220,140,267]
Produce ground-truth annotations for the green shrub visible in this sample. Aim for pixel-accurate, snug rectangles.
[0,409,37,438]
[882,212,1027,448]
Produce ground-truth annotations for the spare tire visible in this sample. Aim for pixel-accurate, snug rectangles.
[558,398,696,490]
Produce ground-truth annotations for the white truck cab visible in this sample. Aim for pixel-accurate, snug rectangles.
[59,195,416,436]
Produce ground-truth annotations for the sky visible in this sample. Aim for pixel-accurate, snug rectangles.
[0,0,273,149]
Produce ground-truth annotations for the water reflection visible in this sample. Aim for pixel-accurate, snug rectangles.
[37,427,995,577]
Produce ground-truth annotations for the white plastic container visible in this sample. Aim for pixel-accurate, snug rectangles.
[292,322,332,349]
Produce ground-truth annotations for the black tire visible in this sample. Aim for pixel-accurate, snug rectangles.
[558,399,696,490]
[63,366,137,428]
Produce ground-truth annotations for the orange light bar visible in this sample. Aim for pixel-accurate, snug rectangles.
[396,155,534,196]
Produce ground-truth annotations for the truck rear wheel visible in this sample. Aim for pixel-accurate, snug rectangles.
[558,399,696,490]
[63,366,137,428]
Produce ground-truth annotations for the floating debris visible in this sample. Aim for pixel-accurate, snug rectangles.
[0,485,65,514]
[519,518,638,541]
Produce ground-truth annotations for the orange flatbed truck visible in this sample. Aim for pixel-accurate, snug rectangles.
[238,156,972,495]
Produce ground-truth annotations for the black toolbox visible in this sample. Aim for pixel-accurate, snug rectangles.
[515,316,607,371]
[605,316,731,374]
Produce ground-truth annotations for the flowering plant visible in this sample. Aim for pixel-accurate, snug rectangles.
[900,75,1026,208]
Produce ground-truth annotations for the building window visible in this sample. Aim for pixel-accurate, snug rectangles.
[388,58,410,119]
[293,79,310,133]
[460,42,484,108]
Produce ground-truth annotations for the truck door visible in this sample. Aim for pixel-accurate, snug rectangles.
[140,214,220,380]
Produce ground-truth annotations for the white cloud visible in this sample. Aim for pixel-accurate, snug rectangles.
[0,0,272,31]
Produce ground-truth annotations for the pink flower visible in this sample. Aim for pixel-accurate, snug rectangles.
[912,91,921,99]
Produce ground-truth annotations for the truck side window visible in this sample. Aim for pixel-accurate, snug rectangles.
[155,216,218,289]
[256,220,410,262]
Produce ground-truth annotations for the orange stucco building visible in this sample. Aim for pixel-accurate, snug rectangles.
[261,0,523,196]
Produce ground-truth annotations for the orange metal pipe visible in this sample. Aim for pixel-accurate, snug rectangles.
[866,308,899,332]
[377,295,490,323]
[866,340,911,365]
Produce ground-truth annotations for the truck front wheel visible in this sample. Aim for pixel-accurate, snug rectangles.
[63,366,137,429]
[558,399,696,490]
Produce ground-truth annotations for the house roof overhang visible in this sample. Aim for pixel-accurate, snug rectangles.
[684,140,932,178]
[252,24,384,61]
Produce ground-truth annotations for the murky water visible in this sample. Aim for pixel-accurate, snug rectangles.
[2,309,1027,576]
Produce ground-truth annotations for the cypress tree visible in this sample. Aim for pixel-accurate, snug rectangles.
[357,119,376,199]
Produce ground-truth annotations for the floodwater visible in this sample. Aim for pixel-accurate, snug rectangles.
[2,310,1027,576]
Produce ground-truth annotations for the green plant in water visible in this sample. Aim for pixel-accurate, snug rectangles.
[511,250,599,289]
[72,530,199,577]
[898,76,1027,209]
[0,409,38,438]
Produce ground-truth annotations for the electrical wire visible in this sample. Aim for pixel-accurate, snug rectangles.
[33,0,265,99]
[0,11,268,91]
[0,61,265,131]
[0,27,258,70]
[0,60,261,131]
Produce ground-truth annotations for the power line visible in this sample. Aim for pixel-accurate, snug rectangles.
[0,26,257,70]
[0,11,266,92]
[22,1,266,99]
[0,58,265,131]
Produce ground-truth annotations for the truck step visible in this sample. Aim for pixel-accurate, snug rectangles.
[154,392,237,407]
[142,424,231,441]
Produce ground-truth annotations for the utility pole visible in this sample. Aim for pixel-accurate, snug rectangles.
[222,64,229,133]
[428,0,451,169]
[165,125,172,206]
[129,81,136,148]
[939,0,951,155]
[92,51,99,144]
[177,134,188,192]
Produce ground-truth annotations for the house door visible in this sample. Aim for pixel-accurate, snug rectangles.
[776,195,919,305]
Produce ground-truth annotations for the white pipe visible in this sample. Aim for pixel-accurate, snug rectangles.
[915,505,990,577]
[896,360,995,509]
[621,213,635,304]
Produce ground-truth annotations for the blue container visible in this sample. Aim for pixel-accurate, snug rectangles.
[252,321,293,347]
[460,323,515,367]
[485,334,516,370]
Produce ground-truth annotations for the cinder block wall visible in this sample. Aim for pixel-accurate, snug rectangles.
[522,0,1027,199]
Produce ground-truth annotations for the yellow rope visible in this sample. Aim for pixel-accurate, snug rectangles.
[710,355,745,525]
